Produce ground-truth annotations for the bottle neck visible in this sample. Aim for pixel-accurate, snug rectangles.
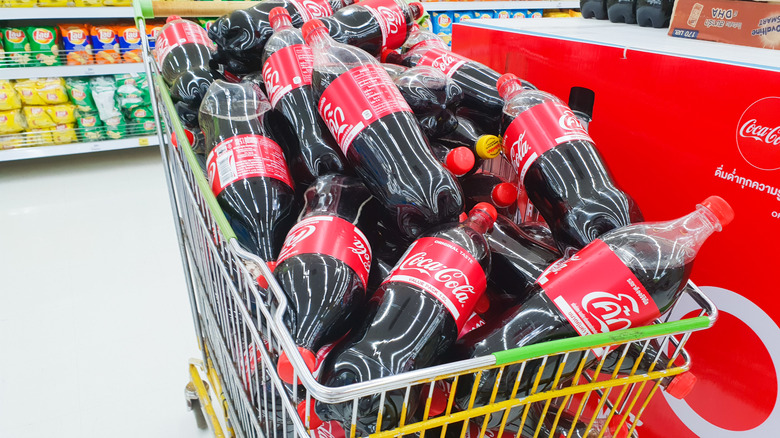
[465,211,493,234]
[499,80,525,101]
[305,27,331,48]
[656,205,721,266]
[271,17,293,31]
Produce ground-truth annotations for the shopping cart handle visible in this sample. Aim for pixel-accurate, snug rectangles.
[135,0,263,19]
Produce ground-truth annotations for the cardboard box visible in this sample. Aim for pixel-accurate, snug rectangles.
[669,0,780,50]
[453,18,780,438]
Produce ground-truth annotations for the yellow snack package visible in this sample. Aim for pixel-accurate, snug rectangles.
[0,109,26,134]
[27,129,54,147]
[37,0,68,5]
[0,81,22,111]
[7,0,37,8]
[14,80,45,106]
[23,106,55,129]
[36,78,69,104]
[52,124,77,145]
[73,0,104,5]
[0,134,24,150]
[45,104,76,125]
[102,0,131,5]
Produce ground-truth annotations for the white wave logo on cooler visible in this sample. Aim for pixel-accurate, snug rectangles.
[581,291,640,332]
[399,252,475,303]
[278,224,317,260]
[739,119,780,146]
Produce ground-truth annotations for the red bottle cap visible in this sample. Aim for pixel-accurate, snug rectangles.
[458,212,468,223]
[302,19,327,44]
[277,346,317,384]
[171,129,194,149]
[269,7,293,29]
[445,147,475,176]
[427,383,449,417]
[496,73,518,97]
[474,293,490,314]
[470,202,498,226]
[297,399,324,429]
[256,261,277,289]
[665,371,697,399]
[165,15,182,24]
[409,2,425,20]
[700,195,734,227]
[491,182,518,208]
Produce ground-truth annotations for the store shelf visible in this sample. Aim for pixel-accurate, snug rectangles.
[0,136,159,162]
[422,1,580,11]
[0,6,134,20]
[2,62,146,80]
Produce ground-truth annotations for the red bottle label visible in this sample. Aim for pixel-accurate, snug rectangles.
[206,134,293,195]
[318,64,412,154]
[458,312,486,339]
[416,48,469,78]
[154,20,214,66]
[409,38,449,53]
[538,239,661,355]
[504,99,593,182]
[276,215,372,288]
[361,0,408,50]
[288,0,335,21]
[385,237,487,331]
[262,44,314,108]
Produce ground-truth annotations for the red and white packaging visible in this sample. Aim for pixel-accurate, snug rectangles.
[503,99,593,182]
[206,134,293,195]
[154,18,214,66]
[318,64,412,153]
[262,44,314,107]
[384,237,487,331]
[289,0,335,22]
[276,215,372,288]
[416,48,469,78]
[360,0,408,49]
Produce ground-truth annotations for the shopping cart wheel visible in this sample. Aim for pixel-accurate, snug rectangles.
[185,381,209,430]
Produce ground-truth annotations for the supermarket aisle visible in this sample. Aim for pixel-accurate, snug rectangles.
[0,148,212,438]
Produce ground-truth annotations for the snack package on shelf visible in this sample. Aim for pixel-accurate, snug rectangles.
[103,0,132,5]
[73,0,104,6]
[14,80,43,106]
[475,11,494,19]
[2,28,33,67]
[6,0,36,7]
[26,26,61,67]
[45,104,76,125]
[453,11,477,23]
[65,77,98,113]
[430,11,453,45]
[512,10,528,18]
[76,110,104,141]
[60,24,93,66]
[145,20,165,50]
[528,9,544,18]
[28,129,53,146]
[124,105,154,120]
[105,118,127,140]
[23,106,56,129]
[115,24,142,63]
[90,25,121,64]
[0,81,22,111]
[37,0,68,7]
[52,123,77,144]
[90,76,121,122]
[0,109,26,134]
[37,78,69,105]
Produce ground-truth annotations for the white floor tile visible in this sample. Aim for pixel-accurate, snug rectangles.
[0,148,213,438]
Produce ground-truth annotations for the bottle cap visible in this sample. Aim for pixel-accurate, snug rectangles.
[470,202,498,224]
[665,371,697,399]
[171,129,195,149]
[269,7,293,29]
[256,261,277,289]
[427,383,449,417]
[496,73,519,98]
[277,346,318,384]
[699,196,734,227]
[475,293,490,314]
[165,15,181,24]
[475,135,501,159]
[458,212,468,223]
[409,2,425,20]
[297,399,324,429]
[302,19,327,44]
[445,147,475,176]
[491,183,518,208]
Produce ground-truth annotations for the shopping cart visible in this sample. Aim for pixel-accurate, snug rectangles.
[133,2,718,437]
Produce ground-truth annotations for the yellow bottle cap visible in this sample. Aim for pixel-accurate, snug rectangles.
[475,135,501,159]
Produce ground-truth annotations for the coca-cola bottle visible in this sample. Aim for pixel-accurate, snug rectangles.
[382,62,408,78]
[397,45,536,134]
[262,7,348,190]
[274,175,379,384]
[431,143,475,177]
[199,80,298,263]
[461,173,518,215]
[208,0,349,74]
[392,66,463,139]
[486,215,560,303]
[303,19,463,241]
[436,116,501,170]
[320,0,424,56]
[453,196,733,414]
[316,203,498,435]
[498,73,643,254]
[366,219,409,292]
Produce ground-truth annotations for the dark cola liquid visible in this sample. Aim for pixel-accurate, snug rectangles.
[161,43,213,85]
[170,66,221,114]
[394,72,461,139]
[522,140,643,253]
[453,230,693,421]
[450,64,504,135]
[313,70,463,240]
[317,221,490,435]
[486,215,559,302]
[266,86,349,191]
[461,174,516,216]
[203,116,298,262]
[274,175,379,353]
[322,3,414,56]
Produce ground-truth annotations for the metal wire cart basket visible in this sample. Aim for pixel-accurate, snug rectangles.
[133,2,718,437]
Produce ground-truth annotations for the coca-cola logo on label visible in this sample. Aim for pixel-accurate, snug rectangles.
[736,96,780,171]
[581,291,640,332]
[376,5,404,36]
[278,224,317,259]
[302,0,331,18]
[262,63,282,101]
[509,130,529,168]
[350,236,372,273]
[559,108,587,133]
[319,96,352,146]
[399,251,476,302]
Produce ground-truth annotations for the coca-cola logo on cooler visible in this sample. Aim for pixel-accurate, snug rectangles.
[736,96,780,171]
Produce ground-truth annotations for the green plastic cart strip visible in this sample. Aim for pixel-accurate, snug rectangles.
[154,73,238,241]
[493,315,712,366]
[134,0,154,20]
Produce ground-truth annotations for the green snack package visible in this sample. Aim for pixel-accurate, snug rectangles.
[26,26,61,67]
[2,28,33,66]
[105,119,127,139]
[136,118,156,134]
[76,109,103,141]
[66,78,97,113]
[90,76,121,122]
[123,105,154,120]
[114,73,147,89]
